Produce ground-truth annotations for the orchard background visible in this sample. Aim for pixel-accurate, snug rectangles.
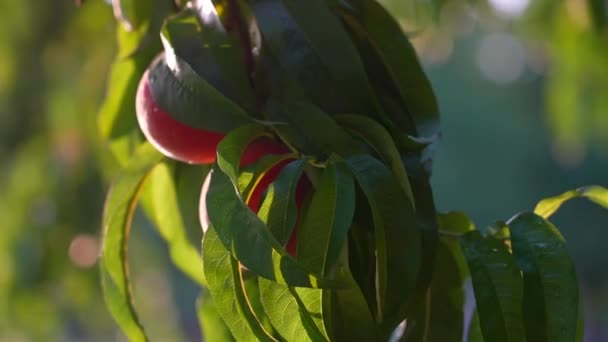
[0,0,607,340]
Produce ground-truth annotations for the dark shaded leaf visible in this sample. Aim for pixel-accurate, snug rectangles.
[147,51,253,132]
[461,231,525,342]
[346,154,421,328]
[322,244,378,341]
[250,0,376,114]
[335,113,414,203]
[508,212,579,342]
[100,143,164,341]
[402,212,472,342]
[161,7,256,111]
[332,0,440,138]
[203,225,277,341]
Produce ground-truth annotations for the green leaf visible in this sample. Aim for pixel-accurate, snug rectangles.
[197,289,235,342]
[216,124,270,185]
[335,114,415,204]
[99,0,171,164]
[403,212,473,341]
[250,0,376,114]
[332,0,440,138]
[257,159,306,245]
[160,7,256,112]
[534,185,608,219]
[346,154,421,326]
[99,143,164,341]
[203,225,277,341]
[258,279,328,342]
[461,231,525,342]
[298,160,356,276]
[238,154,296,197]
[508,212,580,342]
[140,161,207,286]
[112,0,155,31]
[322,244,378,341]
[205,164,340,288]
[147,51,254,132]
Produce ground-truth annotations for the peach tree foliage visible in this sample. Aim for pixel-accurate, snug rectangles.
[95,0,606,341]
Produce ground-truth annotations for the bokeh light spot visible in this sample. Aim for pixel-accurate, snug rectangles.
[68,234,99,268]
[489,0,530,18]
[477,33,526,85]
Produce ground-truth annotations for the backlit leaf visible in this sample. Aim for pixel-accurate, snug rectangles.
[534,185,608,219]
[100,143,164,341]
[203,225,277,341]
[139,161,207,286]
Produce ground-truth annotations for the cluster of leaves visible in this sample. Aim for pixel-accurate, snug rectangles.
[96,0,608,341]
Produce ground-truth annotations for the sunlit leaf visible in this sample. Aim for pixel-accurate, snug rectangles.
[99,143,164,341]
[259,279,328,341]
[508,212,579,342]
[139,161,207,286]
[534,185,608,219]
[461,231,525,342]
[346,154,421,326]
[203,225,277,341]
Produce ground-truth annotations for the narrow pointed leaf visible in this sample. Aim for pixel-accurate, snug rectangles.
[461,231,525,342]
[100,143,164,341]
[251,0,375,114]
[346,154,421,325]
[508,212,579,342]
[140,161,207,286]
[332,0,440,138]
[205,165,341,288]
[298,160,356,275]
[203,225,277,341]
[534,185,608,219]
[216,124,272,184]
[335,113,415,204]
[404,212,473,341]
[322,244,377,341]
[257,159,307,245]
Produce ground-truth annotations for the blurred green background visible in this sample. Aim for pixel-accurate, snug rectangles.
[0,0,606,340]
